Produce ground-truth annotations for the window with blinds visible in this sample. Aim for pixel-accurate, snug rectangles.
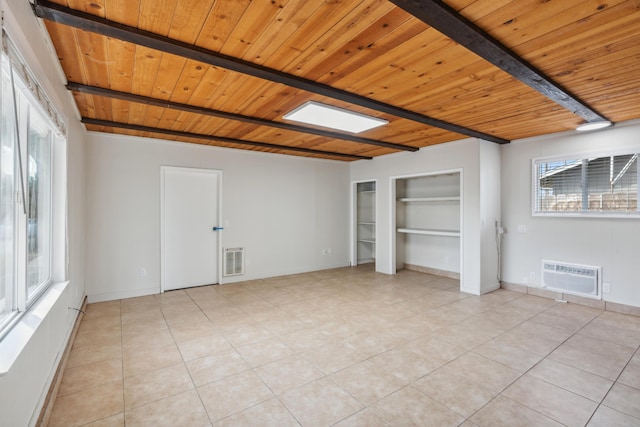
[533,152,639,216]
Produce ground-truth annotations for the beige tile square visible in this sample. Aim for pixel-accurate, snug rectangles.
[123,342,182,377]
[124,363,194,409]
[235,336,294,367]
[213,397,298,427]
[169,320,217,343]
[254,354,324,395]
[413,366,498,417]
[82,412,124,427]
[619,352,640,389]
[444,352,521,393]
[588,404,640,426]
[120,316,168,336]
[176,333,233,361]
[404,336,467,364]
[84,301,121,319]
[121,327,175,351]
[470,395,563,427]
[120,308,165,326]
[73,328,122,349]
[580,315,640,348]
[368,346,440,383]
[49,380,124,427]
[197,370,274,422]
[279,327,332,352]
[67,343,122,369]
[473,339,543,372]
[222,323,274,346]
[186,349,251,386]
[78,316,121,336]
[430,323,494,350]
[529,359,613,402]
[281,377,363,427]
[163,308,209,328]
[371,386,464,426]
[333,409,389,427]
[59,358,123,396]
[503,374,598,426]
[260,316,307,336]
[330,360,405,405]
[301,341,367,375]
[338,330,400,358]
[602,382,640,419]
[125,390,211,427]
[548,334,634,380]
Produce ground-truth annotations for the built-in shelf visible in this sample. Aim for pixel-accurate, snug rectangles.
[397,228,460,237]
[355,181,376,265]
[398,196,460,203]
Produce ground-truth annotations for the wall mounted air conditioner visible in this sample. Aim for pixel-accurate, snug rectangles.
[541,260,601,299]
[223,247,244,276]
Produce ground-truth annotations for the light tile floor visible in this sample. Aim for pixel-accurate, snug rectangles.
[49,266,640,426]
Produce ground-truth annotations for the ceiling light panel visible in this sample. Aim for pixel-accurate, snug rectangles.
[283,101,388,133]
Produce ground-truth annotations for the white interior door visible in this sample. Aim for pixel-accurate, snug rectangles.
[161,166,221,291]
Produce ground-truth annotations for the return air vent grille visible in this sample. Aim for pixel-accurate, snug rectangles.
[541,260,601,299]
[224,247,244,277]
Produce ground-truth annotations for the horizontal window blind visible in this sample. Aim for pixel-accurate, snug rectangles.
[534,153,639,216]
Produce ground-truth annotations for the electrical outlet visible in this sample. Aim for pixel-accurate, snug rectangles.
[603,282,610,293]
[139,268,147,277]
[529,272,536,282]
[522,276,528,284]
[517,225,527,233]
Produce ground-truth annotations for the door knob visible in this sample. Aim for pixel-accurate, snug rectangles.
[212,226,224,231]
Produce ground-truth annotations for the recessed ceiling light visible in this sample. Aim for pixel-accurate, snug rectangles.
[576,121,612,131]
[283,101,388,133]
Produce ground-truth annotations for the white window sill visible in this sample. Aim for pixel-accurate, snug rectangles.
[0,281,70,377]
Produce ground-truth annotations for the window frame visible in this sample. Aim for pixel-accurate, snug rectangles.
[531,148,640,218]
[0,32,62,340]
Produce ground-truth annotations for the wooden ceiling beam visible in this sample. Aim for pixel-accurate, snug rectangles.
[81,118,373,161]
[66,82,417,152]
[389,0,611,124]
[32,0,509,145]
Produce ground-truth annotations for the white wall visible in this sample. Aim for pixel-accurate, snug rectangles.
[85,133,350,302]
[350,138,499,295]
[0,0,86,425]
[501,120,640,307]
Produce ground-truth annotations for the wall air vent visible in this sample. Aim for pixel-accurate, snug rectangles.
[541,260,601,299]
[223,247,244,277]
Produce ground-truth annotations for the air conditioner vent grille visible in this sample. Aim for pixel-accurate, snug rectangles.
[224,247,244,277]
[541,260,601,299]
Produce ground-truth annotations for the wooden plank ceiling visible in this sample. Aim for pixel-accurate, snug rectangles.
[36,0,640,161]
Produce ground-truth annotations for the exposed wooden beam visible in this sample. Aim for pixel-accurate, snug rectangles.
[67,82,417,152]
[32,0,509,145]
[80,118,372,161]
[389,0,610,124]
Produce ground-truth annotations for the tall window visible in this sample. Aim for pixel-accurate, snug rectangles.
[0,30,64,337]
[0,50,17,330]
[533,152,639,217]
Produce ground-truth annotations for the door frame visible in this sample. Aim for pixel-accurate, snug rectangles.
[160,166,223,293]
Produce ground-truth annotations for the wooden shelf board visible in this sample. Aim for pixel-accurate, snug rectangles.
[398,196,460,202]
[397,228,460,237]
